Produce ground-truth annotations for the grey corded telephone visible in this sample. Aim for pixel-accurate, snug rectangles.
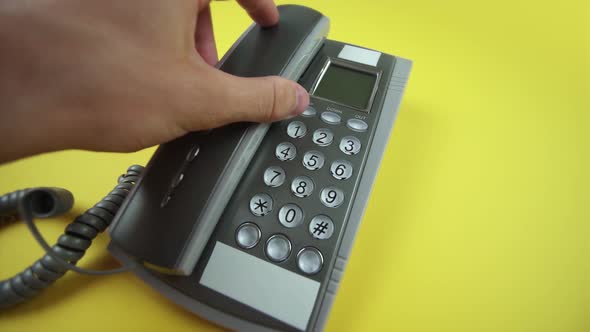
[0,5,411,332]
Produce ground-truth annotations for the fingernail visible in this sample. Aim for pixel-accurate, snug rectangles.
[293,84,310,116]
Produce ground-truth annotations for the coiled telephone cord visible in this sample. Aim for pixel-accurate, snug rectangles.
[0,165,144,309]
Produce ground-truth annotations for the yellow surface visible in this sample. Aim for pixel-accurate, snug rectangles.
[1,0,588,331]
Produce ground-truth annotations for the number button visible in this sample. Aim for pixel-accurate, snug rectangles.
[320,186,345,208]
[278,204,304,228]
[291,176,314,198]
[339,136,361,155]
[263,166,286,187]
[275,142,296,161]
[312,128,334,147]
[287,121,307,138]
[330,160,353,180]
[302,151,325,171]
[249,193,273,216]
[309,215,334,240]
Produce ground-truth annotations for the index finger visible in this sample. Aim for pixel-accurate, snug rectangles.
[236,0,279,27]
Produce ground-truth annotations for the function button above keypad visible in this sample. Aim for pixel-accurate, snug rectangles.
[235,222,261,249]
[309,215,335,240]
[302,150,325,171]
[302,106,317,117]
[263,166,286,187]
[297,247,323,275]
[249,193,273,216]
[266,234,291,262]
[321,111,341,125]
[275,142,297,161]
[291,176,314,198]
[330,160,353,180]
[287,121,307,139]
[339,136,362,155]
[278,204,304,228]
[312,128,334,147]
[347,119,368,132]
[320,186,345,208]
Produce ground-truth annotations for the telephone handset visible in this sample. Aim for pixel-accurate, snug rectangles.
[108,5,411,332]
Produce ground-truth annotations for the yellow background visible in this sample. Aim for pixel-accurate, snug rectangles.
[1,0,588,331]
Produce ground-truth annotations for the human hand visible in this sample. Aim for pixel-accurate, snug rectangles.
[0,0,309,163]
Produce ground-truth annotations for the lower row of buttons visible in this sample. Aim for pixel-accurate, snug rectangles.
[236,223,324,275]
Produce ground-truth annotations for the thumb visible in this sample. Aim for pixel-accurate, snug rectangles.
[185,67,310,129]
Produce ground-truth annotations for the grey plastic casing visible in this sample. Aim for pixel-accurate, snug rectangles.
[108,5,412,332]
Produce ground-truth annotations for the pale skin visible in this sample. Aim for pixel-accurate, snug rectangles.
[0,0,310,164]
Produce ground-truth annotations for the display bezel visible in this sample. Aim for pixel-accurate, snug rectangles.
[310,57,381,113]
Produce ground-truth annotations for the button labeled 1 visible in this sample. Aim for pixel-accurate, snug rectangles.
[287,121,307,138]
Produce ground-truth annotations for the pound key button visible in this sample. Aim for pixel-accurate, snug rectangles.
[297,247,323,275]
[309,215,334,240]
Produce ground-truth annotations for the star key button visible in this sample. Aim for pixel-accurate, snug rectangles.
[249,193,273,217]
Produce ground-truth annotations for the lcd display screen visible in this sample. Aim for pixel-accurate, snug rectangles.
[313,64,377,111]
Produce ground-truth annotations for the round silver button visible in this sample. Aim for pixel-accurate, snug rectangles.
[263,166,286,187]
[309,215,334,240]
[249,193,273,216]
[302,151,325,171]
[339,136,361,155]
[321,111,341,125]
[291,176,314,198]
[302,106,317,117]
[275,142,297,161]
[320,186,345,208]
[287,121,307,139]
[235,222,261,249]
[266,234,291,262]
[330,160,353,180]
[346,119,368,132]
[312,128,334,146]
[297,247,323,275]
[278,204,304,228]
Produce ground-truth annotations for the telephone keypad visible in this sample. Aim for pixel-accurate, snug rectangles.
[291,176,314,198]
[339,136,361,155]
[235,222,261,249]
[265,234,291,262]
[309,215,334,240]
[297,247,323,275]
[263,166,286,187]
[330,160,353,180]
[320,111,341,125]
[312,128,334,146]
[233,97,374,279]
[275,142,297,161]
[287,121,307,138]
[278,203,304,228]
[320,186,345,208]
[249,193,273,216]
[302,151,325,170]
